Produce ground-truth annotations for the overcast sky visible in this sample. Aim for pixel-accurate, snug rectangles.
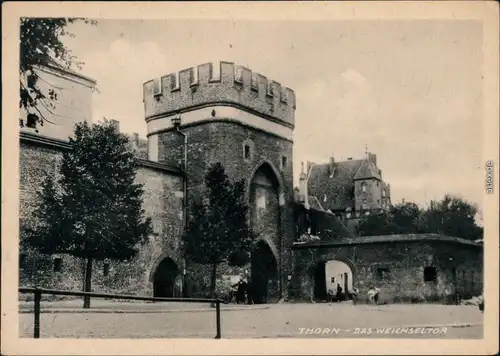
[63,19,483,211]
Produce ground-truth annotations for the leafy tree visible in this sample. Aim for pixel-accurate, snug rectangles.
[24,120,152,308]
[422,195,483,241]
[390,201,422,233]
[358,210,398,236]
[183,163,255,302]
[358,195,483,241]
[19,17,97,130]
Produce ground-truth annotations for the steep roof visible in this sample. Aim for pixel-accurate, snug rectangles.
[37,58,97,86]
[308,195,325,211]
[353,159,381,180]
[294,201,354,239]
[307,157,381,211]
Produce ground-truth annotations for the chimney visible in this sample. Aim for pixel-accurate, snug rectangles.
[329,157,335,177]
[298,162,307,202]
[131,132,139,151]
[110,119,120,132]
[298,161,313,209]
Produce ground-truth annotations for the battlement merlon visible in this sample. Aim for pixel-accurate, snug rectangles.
[143,61,296,128]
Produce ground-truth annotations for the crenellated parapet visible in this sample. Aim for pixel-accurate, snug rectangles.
[143,61,296,129]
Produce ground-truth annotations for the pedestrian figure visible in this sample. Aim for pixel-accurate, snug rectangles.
[367,286,376,304]
[235,277,247,304]
[327,289,335,303]
[336,283,343,303]
[373,287,380,304]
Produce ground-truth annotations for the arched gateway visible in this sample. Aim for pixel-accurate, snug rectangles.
[152,257,180,298]
[249,163,281,303]
[311,259,355,302]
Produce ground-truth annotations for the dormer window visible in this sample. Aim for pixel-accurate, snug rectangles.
[323,194,327,203]
[382,190,386,197]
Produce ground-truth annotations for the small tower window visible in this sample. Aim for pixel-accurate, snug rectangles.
[323,194,327,203]
[362,182,367,192]
[53,257,62,272]
[243,140,254,162]
[281,156,287,170]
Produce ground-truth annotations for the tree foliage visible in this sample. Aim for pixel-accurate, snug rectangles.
[24,120,152,306]
[183,163,255,299]
[19,17,97,130]
[421,195,483,240]
[358,195,482,241]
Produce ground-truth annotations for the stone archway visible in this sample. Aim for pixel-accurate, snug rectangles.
[152,257,180,298]
[248,162,282,303]
[325,260,354,299]
[308,255,357,302]
[250,239,279,304]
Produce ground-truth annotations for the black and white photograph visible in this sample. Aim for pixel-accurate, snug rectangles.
[2,1,499,355]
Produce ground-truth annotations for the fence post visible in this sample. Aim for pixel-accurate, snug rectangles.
[215,300,221,339]
[34,287,42,339]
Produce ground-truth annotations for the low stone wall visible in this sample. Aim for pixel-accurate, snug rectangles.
[291,238,483,304]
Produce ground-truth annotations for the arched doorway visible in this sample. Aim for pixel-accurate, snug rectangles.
[153,258,180,298]
[312,260,354,302]
[325,260,353,299]
[249,163,281,304]
[251,240,279,304]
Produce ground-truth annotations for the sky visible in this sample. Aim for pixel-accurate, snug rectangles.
[62,19,483,211]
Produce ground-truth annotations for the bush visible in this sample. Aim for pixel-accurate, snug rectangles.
[461,295,483,306]
[214,278,233,299]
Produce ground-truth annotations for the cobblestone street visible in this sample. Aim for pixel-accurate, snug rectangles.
[19,303,483,339]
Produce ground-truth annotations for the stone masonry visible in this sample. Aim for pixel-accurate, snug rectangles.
[19,132,185,298]
[291,234,483,304]
[143,61,297,301]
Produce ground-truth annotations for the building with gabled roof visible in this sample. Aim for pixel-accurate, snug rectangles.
[301,153,392,221]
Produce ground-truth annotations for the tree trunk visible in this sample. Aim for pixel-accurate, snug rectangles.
[83,256,92,309]
[210,263,217,308]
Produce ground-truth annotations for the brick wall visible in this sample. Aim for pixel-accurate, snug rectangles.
[291,240,483,304]
[19,138,185,298]
[143,62,295,127]
[158,121,296,299]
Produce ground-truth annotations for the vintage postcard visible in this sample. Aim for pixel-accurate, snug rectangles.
[2,1,499,355]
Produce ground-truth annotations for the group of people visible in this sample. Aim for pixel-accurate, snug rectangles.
[230,277,254,304]
[327,284,381,305]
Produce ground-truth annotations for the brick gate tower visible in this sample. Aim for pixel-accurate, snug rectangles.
[143,61,296,302]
